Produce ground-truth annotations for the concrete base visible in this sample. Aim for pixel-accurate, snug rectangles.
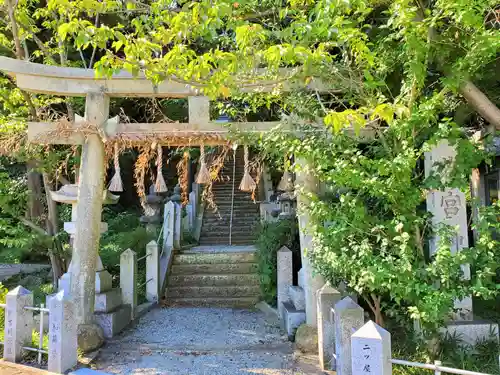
[95,304,132,339]
[289,286,306,311]
[95,270,112,294]
[441,321,499,345]
[281,301,306,341]
[95,288,122,313]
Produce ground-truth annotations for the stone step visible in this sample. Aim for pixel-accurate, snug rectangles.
[169,273,259,286]
[172,252,256,265]
[95,288,122,313]
[202,217,259,223]
[167,285,260,298]
[94,304,132,339]
[171,262,258,275]
[198,237,256,244]
[289,285,306,311]
[200,228,257,235]
[198,239,255,245]
[281,301,306,341]
[165,296,259,308]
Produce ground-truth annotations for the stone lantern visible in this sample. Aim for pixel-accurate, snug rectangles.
[170,183,182,204]
[278,174,296,220]
[140,185,166,236]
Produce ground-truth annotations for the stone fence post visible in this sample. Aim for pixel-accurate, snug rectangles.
[317,284,341,371]
[173,202,182,249]
[146,240,160,302]
[351,321,392,375]
[277,246,293,318]
[163,201,175,251]
[334,297,364,375]
[3,286,34,362]
[48,290,77,373]
[120,249,137,319]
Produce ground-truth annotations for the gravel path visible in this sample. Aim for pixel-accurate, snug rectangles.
[93,307,324,375]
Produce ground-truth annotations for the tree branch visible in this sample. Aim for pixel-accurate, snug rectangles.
[5,0,38,120]
[19,217,48,236]
[459,81,500,131]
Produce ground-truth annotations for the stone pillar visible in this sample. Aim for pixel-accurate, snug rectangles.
[351,321,391,375]
[317,284,341,370]
[163,201,175,251]
[277,246,293,318]
[171,186,183,249]
[188,96,210,124]
[425,140,472,319]
[3,286,34,362]
[334,297,365,375]
[71,92,109,347]
[48,291,78,373]
[120,249,137,320]
[146,241,160,303]
[295,158,325,325]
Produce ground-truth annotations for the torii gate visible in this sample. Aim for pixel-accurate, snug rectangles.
[0,56,328,344]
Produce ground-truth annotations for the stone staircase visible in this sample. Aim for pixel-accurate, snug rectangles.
[165,246,261,307]
[199,148,260,245]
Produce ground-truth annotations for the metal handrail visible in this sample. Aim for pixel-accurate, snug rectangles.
[138,278,153,288]
[391,359,492,375]
[137,253,152,262]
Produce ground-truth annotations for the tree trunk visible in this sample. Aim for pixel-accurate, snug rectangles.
[42,173,65,288]
[26,162,44,220]
[364,293,385,327]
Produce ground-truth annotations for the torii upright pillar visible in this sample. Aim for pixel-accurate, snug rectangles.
[71,92,108,346]
[295,158,325,326]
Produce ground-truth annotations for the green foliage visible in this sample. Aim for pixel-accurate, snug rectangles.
[99,210,150,276]
[0,283,7,332]
[390,317,500,375]
[255,219,300,306]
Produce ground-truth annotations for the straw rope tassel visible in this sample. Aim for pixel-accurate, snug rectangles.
[108,142,123,192]
[196,144,211,184]
[155,144,168,193]
[239,145,256,192]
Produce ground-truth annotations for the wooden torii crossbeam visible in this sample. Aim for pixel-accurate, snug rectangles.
[28,96,282,146]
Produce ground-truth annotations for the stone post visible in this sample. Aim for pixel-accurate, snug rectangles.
[334,297,365,375]
[48,291,78,373]
[189,191,197,219]
[425,140,472,319]
[277,246,293,318]
[171,185,183,249]
[163,201,175,251]
[120,249,137,320]
[3,286,34,362]
[351,321,391,375]
[317,284,341,370]
[146,241,160,303]
[71,92,109,329]
[295,158,325,325]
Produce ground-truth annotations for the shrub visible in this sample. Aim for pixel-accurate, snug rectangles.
[255,219,300,306]
[0,283,7,332]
